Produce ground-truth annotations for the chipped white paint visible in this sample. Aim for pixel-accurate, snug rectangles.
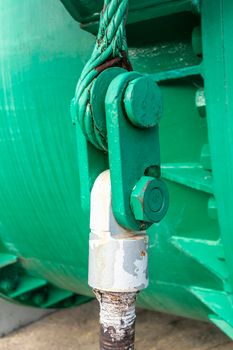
[88,170,148,292]
[112,238,148,291]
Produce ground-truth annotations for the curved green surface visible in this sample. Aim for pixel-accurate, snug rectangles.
[0,0,94,301]
[1,0,233,339]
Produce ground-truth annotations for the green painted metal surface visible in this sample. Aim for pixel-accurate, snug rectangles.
[0,0,233,339]
[60,0,198,32]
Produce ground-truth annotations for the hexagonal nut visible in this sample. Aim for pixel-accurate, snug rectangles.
[130,176,169,224]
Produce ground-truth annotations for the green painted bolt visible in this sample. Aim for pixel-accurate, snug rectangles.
[124,76,162,129]
[32,290,48,306]
[196,88,206,118]
[0,278,17,293]
[148,188,163,212]
[130,176,169,224]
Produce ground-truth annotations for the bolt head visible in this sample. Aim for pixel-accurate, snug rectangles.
[130,176,169,224]
[0,279,17,293]
[124,76,162,129]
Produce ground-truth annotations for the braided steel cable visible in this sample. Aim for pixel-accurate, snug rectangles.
[72,0,132,151]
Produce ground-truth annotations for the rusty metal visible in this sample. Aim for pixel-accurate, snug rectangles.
[95,290,137,350]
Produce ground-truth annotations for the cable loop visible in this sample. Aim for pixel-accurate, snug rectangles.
[72,0,132,151]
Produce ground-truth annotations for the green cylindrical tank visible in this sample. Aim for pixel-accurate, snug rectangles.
[1,0,233,338]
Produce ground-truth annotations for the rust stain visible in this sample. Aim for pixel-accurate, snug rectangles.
[121,51,133,72]
[140,250,146,257]
[95,51,132,74]
[100,323,135,350]
[95,57,122,73]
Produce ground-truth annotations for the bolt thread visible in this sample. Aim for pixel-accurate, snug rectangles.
[94,290,137,350]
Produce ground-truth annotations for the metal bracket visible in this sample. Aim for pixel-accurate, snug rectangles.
[106,71,168,230]
[73,68,168,230]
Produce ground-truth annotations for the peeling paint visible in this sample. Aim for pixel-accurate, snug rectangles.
[95,290,136,350]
